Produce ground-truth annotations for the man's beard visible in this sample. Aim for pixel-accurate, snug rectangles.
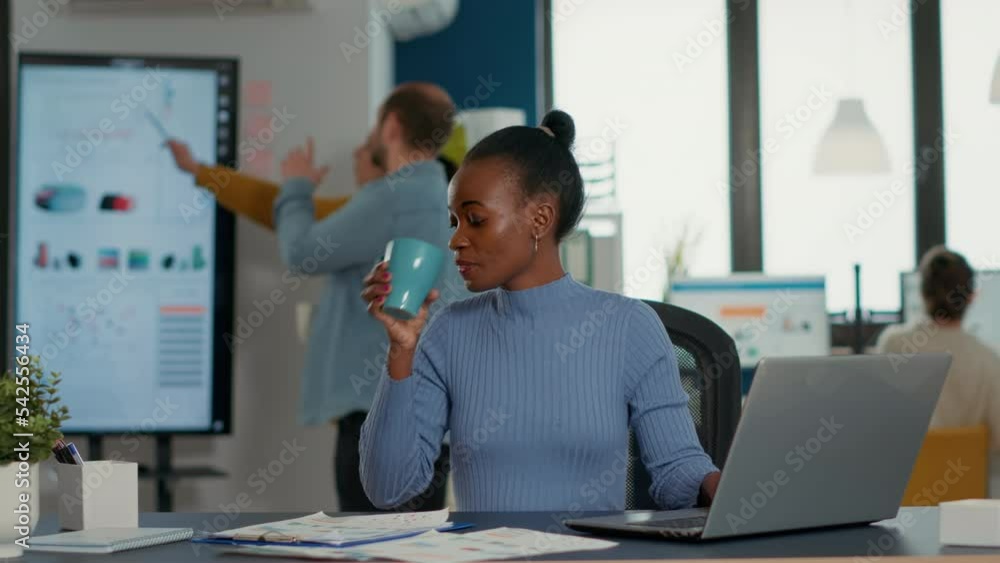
[371,142,387,169]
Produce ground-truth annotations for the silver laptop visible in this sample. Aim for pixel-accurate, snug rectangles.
[565,353,952,541]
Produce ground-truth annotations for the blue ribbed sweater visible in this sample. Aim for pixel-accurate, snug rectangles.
[359,274,718,511]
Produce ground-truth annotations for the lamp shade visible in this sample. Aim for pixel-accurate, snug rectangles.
[814,98,890,175]
[991,55,1000,104]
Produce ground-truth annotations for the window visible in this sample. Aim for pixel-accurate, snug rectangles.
[760,0,915,313]
[552,0,731,299]
[942,0,1000,271]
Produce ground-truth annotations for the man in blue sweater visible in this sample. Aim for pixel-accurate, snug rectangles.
[275,83,467,511]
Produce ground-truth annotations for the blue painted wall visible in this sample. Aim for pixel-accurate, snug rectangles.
[394,0,540,122]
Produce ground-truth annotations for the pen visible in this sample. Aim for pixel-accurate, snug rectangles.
[65,442,86,465]
[53,439,72,464]
[144,108,171,141]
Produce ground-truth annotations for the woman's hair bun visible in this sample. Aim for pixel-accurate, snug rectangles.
[540,109,576,150]
[929,255,951,273]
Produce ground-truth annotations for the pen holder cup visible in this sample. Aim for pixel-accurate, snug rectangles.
[56,461,138,531]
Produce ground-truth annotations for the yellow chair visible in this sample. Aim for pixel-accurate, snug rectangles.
[901,425,989,506]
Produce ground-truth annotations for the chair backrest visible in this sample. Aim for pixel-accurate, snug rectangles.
[625,300,743,510]
[900,425,989,506]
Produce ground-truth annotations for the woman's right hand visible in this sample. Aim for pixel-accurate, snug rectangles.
[166,139,200,175]
[361,261,439,351]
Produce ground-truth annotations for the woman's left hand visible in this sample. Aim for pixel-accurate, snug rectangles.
[281,136,331,185]
[698,471,722,506]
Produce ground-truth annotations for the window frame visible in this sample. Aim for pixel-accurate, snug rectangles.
[543,0,949,349]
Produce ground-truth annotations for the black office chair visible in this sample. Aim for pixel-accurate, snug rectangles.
[624,300,742,510]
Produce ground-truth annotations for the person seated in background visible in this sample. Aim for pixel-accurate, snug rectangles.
[877,246,1000,449]
[358,110,721,511]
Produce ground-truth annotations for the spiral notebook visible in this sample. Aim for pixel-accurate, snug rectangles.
[31,527,193,554]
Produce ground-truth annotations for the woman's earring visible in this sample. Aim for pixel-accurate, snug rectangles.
[533,235,539,254]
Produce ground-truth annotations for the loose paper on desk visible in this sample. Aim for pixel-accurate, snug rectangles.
[225,527,618,563]
[209,509,452,546]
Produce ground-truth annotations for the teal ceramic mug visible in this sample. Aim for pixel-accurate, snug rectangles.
[382,238,446,320]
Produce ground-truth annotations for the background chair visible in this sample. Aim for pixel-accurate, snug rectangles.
[900,425,989,506]
[625,300,743,510]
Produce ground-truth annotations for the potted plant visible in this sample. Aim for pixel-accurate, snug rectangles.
[662,219,704,302]
[0,355,70,549]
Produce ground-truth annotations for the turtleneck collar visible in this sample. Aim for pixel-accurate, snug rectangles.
[495,273,583,316]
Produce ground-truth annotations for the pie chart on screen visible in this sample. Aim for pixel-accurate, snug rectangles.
[35,184,85,212]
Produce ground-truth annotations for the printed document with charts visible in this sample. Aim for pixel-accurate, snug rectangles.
[195,509,470,548]
[220,527,618,562]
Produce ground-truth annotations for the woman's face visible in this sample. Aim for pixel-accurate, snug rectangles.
[448,157,536,292]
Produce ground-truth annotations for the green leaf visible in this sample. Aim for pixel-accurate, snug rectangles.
[0,358,70,464]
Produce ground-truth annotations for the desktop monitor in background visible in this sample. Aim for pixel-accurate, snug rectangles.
[669,275,831,370]
[901,271,1000,354]
[11,53,237,434]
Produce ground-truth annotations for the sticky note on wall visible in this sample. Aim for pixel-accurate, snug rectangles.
[245,113,273,138]
[243,148,274,178]
[244,80,272,107]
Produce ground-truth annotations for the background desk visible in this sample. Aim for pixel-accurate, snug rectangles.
[21,508,1000,562]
